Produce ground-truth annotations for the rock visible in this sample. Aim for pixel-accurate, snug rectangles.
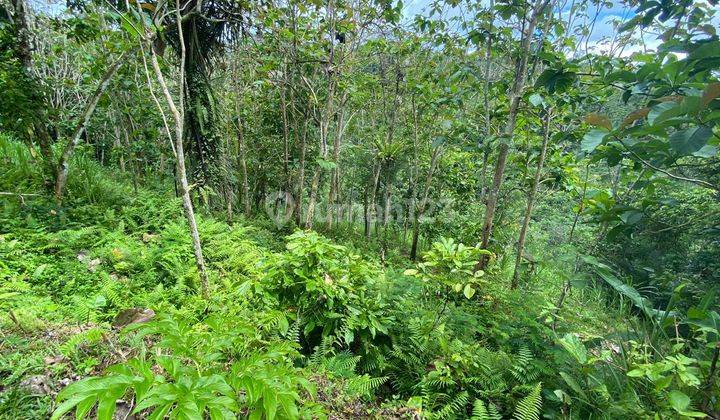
[87,258,101,272]
[43,355,67,365]
[114,399,135,420]
[19,374,52,395]
[112,308,155,328]
[77,251,101,272]
[142,233,157,243]
[77,250,90,262]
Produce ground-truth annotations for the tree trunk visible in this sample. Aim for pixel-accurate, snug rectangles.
[280,69,290,189]
[410,147,441,260]
[475,0,549,271]
[54,48,133,201]
[512,109,552,288]
[366,161,382,238]
[143,3,210,298]
[382,182,391,229]
[326,97,349,228]
[305,0,337,230]
[295,119,308,226]
[11,0,55,180]
[305,169,321,229]
[237,123,251,218]
[479,28,493,200]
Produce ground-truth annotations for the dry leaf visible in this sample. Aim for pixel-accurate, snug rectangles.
[621,107,650,128]
[701,82,720,107]
[584,113,613,130]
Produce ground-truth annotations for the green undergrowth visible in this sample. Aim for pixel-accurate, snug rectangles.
[2,134,716,419]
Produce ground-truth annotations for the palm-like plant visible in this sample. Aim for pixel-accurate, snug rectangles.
[160,0,252,194]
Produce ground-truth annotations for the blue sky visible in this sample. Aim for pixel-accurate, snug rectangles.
[400,0,645,55]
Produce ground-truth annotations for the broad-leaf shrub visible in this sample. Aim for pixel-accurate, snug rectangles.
[266,231,392,348]
[52,314,316,419]
[404,237,491,300]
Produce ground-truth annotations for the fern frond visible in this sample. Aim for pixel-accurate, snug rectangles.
[346,375,388,397]
[60,327,106,357]
[471,399,490,420]
[510,345,533,383]
[471,399,502,420]
[513,383,542,420]
[430,391,469,420]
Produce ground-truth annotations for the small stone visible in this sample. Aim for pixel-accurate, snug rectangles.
[44,355,67,365]
[113,308,155,328]
[142,233,157,243]
[19,374,52,395]
[114,400,135,420]
[87,258,101,272]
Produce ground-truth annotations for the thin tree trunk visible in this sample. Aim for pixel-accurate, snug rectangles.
[366,161,382,238]
[383,183,391,229]
[479,26,493,200]
[410,147,441,260]
[229,58,251,218]
[280,68,290,189]
[475,0,550,271]
[54,48,134,201]
[305,169,321,229]
[142,2,209,298]
[327,96,349,228]
[295,119,308,226]
[305,0,336,230]
[512,109,552,288]
[237,123,251,218]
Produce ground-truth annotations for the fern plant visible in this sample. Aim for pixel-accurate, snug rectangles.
[471,399,502,420]
[512,383,542,420]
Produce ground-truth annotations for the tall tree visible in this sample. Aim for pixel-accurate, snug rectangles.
[475,0,552,271]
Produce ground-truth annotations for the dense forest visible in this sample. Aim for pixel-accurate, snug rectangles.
[1,0,719,418]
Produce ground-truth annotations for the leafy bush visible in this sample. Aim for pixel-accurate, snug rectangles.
[266,230,392,350]
[52,314,316,419]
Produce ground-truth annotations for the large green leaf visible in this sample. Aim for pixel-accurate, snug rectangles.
[581,129,608,153]
[648,102,683,125]
[558,334,588,365]
[669,126,713,155]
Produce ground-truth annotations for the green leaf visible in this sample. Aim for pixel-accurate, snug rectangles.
[51,394,93,420]
[581,129,608,153]
[316,158,337,170]
[620,210,643,225]
[669,126,713,155]
[559,372,588,399]
[558,334,588,365]
[693,144,718,158]
[528,93,545,107]
[648,102,682,125]
[277,316,289,335]
[463,284,476,299]
[668,390,691,412]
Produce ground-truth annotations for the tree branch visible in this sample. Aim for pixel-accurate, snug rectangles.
[616,137,720,192]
